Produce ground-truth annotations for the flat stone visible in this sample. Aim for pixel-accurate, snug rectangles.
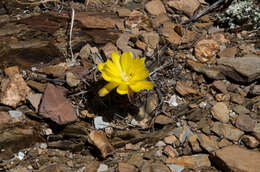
[66,72,80,87]
[155,115,174,125]
[0,66,31,108]
[164,145,178,158]
[84,161,100,172]
[211,122,244,141]
[250,85,260,96]
[88,130,114,158]
[232,105,250,115]
[230,93,245,104]
[151,13,170,28]
[101,42,118,58]
[0,111,11,125]
[212,80,228,94]
[142,162,170,172]
[211,102,229,123]
[118,162,137,172]
[211,145,260,172]
[141,31,160,49]
[188,135,202,153]
[235,114,256,132]
[173,126,194,144]
[198,133,219,152]
[217,55,260,82]
[241,135,260,148]
[27,80,46,93]
[175,81,198,96]
[39,83,77,125]
[97,164,108,172]
[195,39,220,63]
[167,164,184,172]
[164,135,180,147]
[117,8,132,17]
[161,26,181,44]
[167,0,200,17]
[218,47,237,58]
[26,92,42,112]
[145,0,166,16]
[166,154,211,168]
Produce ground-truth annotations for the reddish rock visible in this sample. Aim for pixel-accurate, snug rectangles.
[236,114,256,132]
[167,0,200,17]
[0,111,11,125]
[152,13,170,28]
[145,0,166,16]
[166,154,211,168]
[175,81,198,96]
[211,145,260,172]
[118,162,137,172]
[0,66,31,108]
[101,42,118,59]
[212,80,228,94]
[161,26,181,44]
[39,83,77,125]
[164,145,178,158]
[195,39,220,63]
[88,130,114,158]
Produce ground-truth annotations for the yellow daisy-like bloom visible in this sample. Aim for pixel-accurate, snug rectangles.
[98,51,154,97]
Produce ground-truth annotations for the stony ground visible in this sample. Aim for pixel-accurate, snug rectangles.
[0,0,260,172]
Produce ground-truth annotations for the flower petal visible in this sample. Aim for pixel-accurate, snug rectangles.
[116,83,129,95]
[130,81,154,92]
[130,57,149,81]
[98,62,105,71]
[120,51,134,73]
[111,51,122,72]
[98,82,118,97]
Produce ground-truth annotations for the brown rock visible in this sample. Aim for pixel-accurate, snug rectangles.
[211,122,244,141]
[0,66,31,108]
[125,10,150,30]
[233,105,250,115]
[154,114,174,125]
[117,8,131,17]
[167,0,200,17]
[182,30,196,43]
[195,39,220,63]
[211,145,260,172]
[66,72,80,87]
[218,138,232,148]
[0,111,11,125]
[236,114,256,132]
[173,126,194,144]
[164,145,178,158]
[218,47,237,58]
[161,26,181,44]
[212,33,229,44]
[136,40,147,51]
[212,80,228,94]
[217,55,260,82]
[39,63,66,78]
[151,13,170,28]
[211,102,229,123]
[39,83,77,125]
[241,135,260,148]
[198,134,219,152]
[27,80,46,93]
[166,154,211,168]
[128,153,145,168]
[142,162,170,172]
[84,161,100,172]
[26,93,42,112]
[250,85,260,96]
[230,93,245,104]
[164,135,180,147]
[118,162,137,172]
[141,32,160,49]
[145,0,166,16]
[188,135,202,153]
[88,130,114,158]
[175,81,198,96]
[101,42,118,58]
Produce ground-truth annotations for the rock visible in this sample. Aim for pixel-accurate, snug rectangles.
[39,83,77,125]
[152,13,170,28]
[165,154,211,168]
[212,33,229,44]
[97,164,108,172]
[155,115,174,125]
[172,126,194,144]
[164,135,180,147]
[194,39,220,63]
[128,153,145,168]
[235,114,256,132]
[197,134,219,152]
[8,110,23,119]
[84,161,100,172]
[187,60,225,80]
[0,111,11,125]
[117,8,132,17]
[211,122,244,141]
[175,81,198,96]
[27,80,46,93]
[0,66,31,108]
[188,135,202,153]
[101,42,118,58]
[118,162,137,172]
[230,93,245,104]
[241,135,260,148]
[94,116,110,130]
[26,92,42,112]
[212,80,228,94]
[136,40,147,51]
[218,47,237,58]
[211,102,229,123]
[116,32,142,57]
[161,26,181,44]
[217,55,260,82]
[211,145,260,172]
[232,105,250,115]
[141,31,160,49]
[145,0,166,16]
[125,10,150,30]
[167,0,200,17]
[164,145,178,158]
[39,63,67,78]
[250,85,260,96]
[142,162,170,172]
[66,72,80,87]
[167,164,184,172]
[218,138,232,148]
[88,130,114,158]
[181,30,196,43]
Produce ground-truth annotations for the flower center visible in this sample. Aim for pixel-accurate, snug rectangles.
[121,72,129,81]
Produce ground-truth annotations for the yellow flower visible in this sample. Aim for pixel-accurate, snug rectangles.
[98,51,154,97]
